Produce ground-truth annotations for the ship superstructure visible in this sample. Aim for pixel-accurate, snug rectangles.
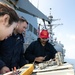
[0,0,75,75]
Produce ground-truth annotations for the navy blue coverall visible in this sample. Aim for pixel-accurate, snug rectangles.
[25,38,57,63]
[0,33,27,70]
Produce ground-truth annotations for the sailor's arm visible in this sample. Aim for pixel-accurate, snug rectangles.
[0,60,10,74]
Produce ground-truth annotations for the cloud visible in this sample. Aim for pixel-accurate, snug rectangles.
[66,34,75,41]
[65,51,75,59]
[54,33,75,59]
[70,35,75,40]
[65,45,75,59]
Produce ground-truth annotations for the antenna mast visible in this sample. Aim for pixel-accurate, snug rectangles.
[47,8,63,43]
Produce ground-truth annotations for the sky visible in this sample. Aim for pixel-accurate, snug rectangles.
[29,0,75,60]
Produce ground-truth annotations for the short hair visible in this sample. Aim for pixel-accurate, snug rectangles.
[0,2,19,25]
[19,17,28,24]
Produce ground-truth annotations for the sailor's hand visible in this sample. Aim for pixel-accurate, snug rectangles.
[35,57,45,62]
[0,66,10,74]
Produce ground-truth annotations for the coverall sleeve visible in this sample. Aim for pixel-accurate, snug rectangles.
[0,60,6,70]
[25,42,36,63]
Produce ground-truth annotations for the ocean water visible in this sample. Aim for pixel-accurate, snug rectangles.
[64,58,75,70]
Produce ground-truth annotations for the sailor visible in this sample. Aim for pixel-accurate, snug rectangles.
[0,17,28,74]
[0,2,19,74]
[25,29,57,63]
[0,2,19,41]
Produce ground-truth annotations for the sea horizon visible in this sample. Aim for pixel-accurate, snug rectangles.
[64,58,75,70]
